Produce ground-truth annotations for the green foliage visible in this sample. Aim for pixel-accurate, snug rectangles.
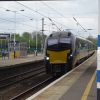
[87,35,97,49]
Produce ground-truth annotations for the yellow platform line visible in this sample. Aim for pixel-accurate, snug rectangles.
[81,71,96,100]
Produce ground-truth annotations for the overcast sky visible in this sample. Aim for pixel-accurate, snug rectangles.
[0,0,98,38]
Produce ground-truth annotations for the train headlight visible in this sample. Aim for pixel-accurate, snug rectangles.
[68,54,73,59]
[70,54,73,57]
[46,57,49,60]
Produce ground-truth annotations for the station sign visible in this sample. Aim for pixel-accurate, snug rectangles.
[0,33,10,40]
[0,37,7,39]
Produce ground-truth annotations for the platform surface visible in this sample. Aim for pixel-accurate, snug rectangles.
[0,54,43,68]
[27,53,96,100]
[60,61,96,100]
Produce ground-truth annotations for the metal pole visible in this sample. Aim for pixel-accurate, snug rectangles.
[8,34,10,59]
[36,31,37,55]
[6,9,24,58]
[35,19,38,56]
[30,18,34,54]
[0,36,1,51]
[13,11,17,59]
[1,39,2,51]
[29,33,30,53]
[41,18,44,54]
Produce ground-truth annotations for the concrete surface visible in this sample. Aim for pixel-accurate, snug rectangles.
[0,54,44,68]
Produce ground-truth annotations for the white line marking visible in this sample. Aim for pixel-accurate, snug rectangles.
[97,82,100,89]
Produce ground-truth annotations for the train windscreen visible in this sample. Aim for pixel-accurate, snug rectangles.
[47,37,71,51]
[59,38,71,44]
[48,38,58,46]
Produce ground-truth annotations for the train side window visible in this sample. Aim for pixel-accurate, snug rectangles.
[83,43,87,49]
[81,41,87,50]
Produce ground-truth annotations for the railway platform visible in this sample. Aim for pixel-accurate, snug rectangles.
[27,53,96,100]
[0,54,43,68]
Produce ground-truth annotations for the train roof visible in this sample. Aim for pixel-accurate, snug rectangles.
[49,31,72,37]
[75,35,92,43]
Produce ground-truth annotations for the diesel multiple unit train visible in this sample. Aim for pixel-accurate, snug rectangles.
[44,31,95,75]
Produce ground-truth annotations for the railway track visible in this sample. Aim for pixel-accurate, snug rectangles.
[0,66,45,89]
[0,60,44,89]
[0,60,44,79]
[11,76,53,100]
[0,60,49,100]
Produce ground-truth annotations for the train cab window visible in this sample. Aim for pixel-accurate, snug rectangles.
[59,32,71,44]
[47,32,72,51]
[59,38,71,50]
[59,38,71,44]
[47,38,58,46]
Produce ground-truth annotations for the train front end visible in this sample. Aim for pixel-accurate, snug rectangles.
[45,32,72,75]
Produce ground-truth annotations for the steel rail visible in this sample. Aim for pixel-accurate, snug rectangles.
[10,76,53,100]
[0,66,45,89]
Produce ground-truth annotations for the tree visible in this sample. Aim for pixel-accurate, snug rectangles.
[21,32,30,42]
[11,33,21,42]
[21,31,47,53]
[87,35,97,48]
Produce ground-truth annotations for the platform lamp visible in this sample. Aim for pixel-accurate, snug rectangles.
[30,18,34,54]
[6,9,24,59]
[87,29,93,37]
[30,18,38,56]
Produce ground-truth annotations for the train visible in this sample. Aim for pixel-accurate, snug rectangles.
[44,31,95,76]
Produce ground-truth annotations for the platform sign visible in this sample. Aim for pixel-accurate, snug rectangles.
[0,33,10,37]
[0,33,10,40]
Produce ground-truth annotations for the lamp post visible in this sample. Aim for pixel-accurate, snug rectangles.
[41,18,45,54]
[30,18,38,56]
[30,18,34,54]
[87,29,93,37]
[36,20,38,56]
[34,18,38,56]
[29,34,30,51]
[6,9,24,58]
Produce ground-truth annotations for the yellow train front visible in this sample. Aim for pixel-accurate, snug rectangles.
[44,31,95,76]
